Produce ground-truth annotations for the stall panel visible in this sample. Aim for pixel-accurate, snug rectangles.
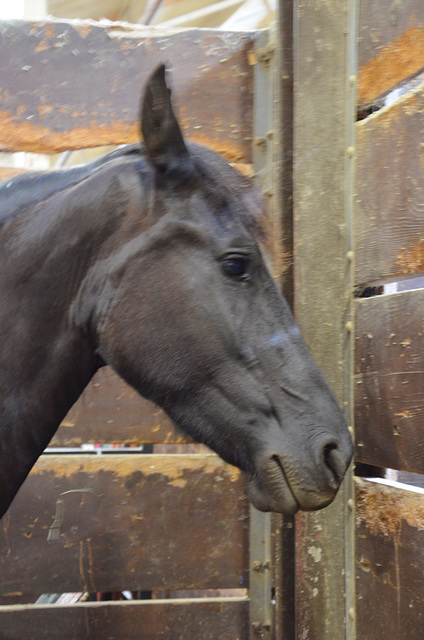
[355,289,424,473]
[356,478,424,640]
[0,454,248,596]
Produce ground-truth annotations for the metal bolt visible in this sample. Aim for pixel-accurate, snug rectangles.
[257,47,274,66]
[254,136,267,149]
[252,560,271,572]
[251,621,271,635]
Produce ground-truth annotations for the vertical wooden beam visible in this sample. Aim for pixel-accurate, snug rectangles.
[293,0,357,638]
[273,3,296,640]
[344,5,358,637]
[251,27,278,640]
[251,17,297,637]
[278,0,294,308]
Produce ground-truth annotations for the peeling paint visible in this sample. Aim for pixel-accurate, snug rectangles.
[0,108,248,162]
[307,545,322,563]
[30,453,241,484]
[358,26,424,106]
[169,478,188,489]
[59,420,75,428]
[356,478,424,536]
[397,239,424,275]
[0,20,254,162]
[0,110,138,154]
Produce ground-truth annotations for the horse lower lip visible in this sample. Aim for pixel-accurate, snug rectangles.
[268,455,299,506]
[249,456,300,514]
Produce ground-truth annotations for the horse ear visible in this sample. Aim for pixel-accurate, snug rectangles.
[141,64,193,176]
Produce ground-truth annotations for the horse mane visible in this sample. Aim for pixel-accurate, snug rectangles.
[0,144,142,226]
[0,140,274,263]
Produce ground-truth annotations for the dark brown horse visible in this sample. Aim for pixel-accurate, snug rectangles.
[0,65,352,519]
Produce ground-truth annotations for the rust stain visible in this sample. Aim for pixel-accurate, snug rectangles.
[60,419,75,428]
[74,23,92,39]
[358,25,424,106]
[0,110,248,162]
[169,478,187,489]
[35,40,49,53]
[356,478,424,537]
[394,410,413,419]
[0,110,139,153]
[44,24,57,40]
[396,239,424,275]
[31,453,241,483]
[37,104,55,118]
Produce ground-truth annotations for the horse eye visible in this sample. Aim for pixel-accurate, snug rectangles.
[222,254,250,280]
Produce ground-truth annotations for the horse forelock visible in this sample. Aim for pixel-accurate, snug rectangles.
[182,144,286,278]
[186,143,267,239]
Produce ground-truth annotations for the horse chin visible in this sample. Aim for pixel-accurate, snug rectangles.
[248,455,338,514]
[248,461,300,515]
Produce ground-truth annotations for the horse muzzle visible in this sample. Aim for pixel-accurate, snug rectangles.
[249,434,353,514]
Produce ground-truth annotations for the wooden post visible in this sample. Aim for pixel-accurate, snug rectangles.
[272,3,296,640]
[292,0,357,638]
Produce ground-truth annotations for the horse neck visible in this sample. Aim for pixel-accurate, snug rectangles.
[0,162,140,517]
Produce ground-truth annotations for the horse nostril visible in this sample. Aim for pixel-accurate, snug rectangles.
[323,443,345,486]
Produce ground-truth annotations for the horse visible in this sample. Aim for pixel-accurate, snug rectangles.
[0,64,352,519]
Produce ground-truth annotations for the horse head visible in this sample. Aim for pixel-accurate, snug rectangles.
[83,65,353,514]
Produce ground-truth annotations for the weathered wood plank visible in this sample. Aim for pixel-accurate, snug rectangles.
[53,366,186,446]
[0,19,254,160]
[0,598,249,640]
[358,0,424,107]
[356,478,424,640]
[355,290,424,473]
[0,454,248,595]
[355,85,424,286]
[293,0,354,638]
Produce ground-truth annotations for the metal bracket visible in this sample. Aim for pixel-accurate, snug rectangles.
[249,506,272,639]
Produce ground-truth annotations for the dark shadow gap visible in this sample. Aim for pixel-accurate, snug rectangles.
[357,68,424,121]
